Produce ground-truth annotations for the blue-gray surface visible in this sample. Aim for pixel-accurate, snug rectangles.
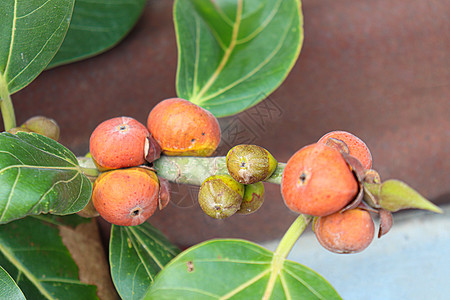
[263,204,450,300]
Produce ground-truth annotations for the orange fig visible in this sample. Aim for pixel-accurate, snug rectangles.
[90,117,150,170]
[313,208,375,254]
[281,143,358,216]
[147,98,221,156]
[318,130,373,169]
[92,168,159,226]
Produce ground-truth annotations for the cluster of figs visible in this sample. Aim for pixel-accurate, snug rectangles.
[9,98,409,254]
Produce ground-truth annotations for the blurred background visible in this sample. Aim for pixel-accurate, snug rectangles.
[4,0,449,298]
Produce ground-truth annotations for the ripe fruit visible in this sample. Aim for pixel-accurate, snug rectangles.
[313,208,375,254]
[237,182,265,215]
[90,117,150,170]
[198,174,244,219]
[281,143,358,216]
[147,98,221,156]
[318,131,372,169]
[92,167,159,226]
[226,144,277,184]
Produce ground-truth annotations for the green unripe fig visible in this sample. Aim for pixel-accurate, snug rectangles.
[198,174,244,219]
[237,182,265,215]
[22,116,60,141]
[226,144,277,184]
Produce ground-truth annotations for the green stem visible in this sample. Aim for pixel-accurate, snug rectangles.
[152,156,285,186]
[0,76,16,131]
[263,214,312,299]
[274,214,312,259]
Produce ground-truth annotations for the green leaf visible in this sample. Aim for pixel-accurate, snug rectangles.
[376,180,443,213]
[0,216,98,299]
[0,132,92,224]
[48,0,147,68]
[110,222,180,300]
[0,265,26,300]
[174,0,303,117]
[0,0,74,94]
[144,239,340,299]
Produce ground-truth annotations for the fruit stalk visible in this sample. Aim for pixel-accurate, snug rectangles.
[0,77,16,131]
[152,156,285,186]
[263,214,312,299]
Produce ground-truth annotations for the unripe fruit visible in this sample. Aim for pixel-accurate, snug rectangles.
[198,174,244,219]
[8,127,32,134]
[90,117,149,170]
[281,143,358,216]
[226,144,277,184]
[22,116,60,140]
[318,131,372,169]
[147,98,221,156]
[313,208,375,254]
[237,182,265,215]
[92,167,159,226]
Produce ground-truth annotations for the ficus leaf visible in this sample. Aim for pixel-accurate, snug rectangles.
[48,0,147,68]
[0,0,74,94]
[144,239,340,299]
[0,265,26,300]
[0,216,98,299]
[174,0,303,117]
[0,132,92,224]
[110,222,180,300]
[376,180,442,213]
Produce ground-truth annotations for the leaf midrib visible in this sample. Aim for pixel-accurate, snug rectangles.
[190,0,243,104]
[0,242,56,300]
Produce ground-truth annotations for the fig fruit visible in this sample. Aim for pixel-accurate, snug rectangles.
[281,143,358,216]
[147,98,221,156]
[198,174,244,219]
[21,116,60,140]
[90,117,150,170]
[226,144,277,184]
[92,167,159,226]
[237,182,265,215]
[313,208,375,254]
[318,130,372,169]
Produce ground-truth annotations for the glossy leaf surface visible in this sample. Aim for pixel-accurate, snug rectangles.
[48,0,147,68]
[0,216,98,299]
[110,222,180,300]
[0,132,92,224]
[145,239,340,299]
[0,265,25,300]
[0,0,74,94]
[174,0,303,117]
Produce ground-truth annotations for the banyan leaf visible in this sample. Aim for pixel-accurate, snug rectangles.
[0,216,98,299]
[110,222,180,300]
[174,0,303,117]
[0,265,26,300]
[48,0,147,68]
[0,0,74,94]
[0,132,92,224]
[144,239,340,299]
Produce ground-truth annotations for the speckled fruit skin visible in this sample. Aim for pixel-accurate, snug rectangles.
[313,208,375,254]
[90,117,150,170]
[318,131,373,169]
[147,98,221,156]
[281,143,358,216]
[92,168,159,226]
